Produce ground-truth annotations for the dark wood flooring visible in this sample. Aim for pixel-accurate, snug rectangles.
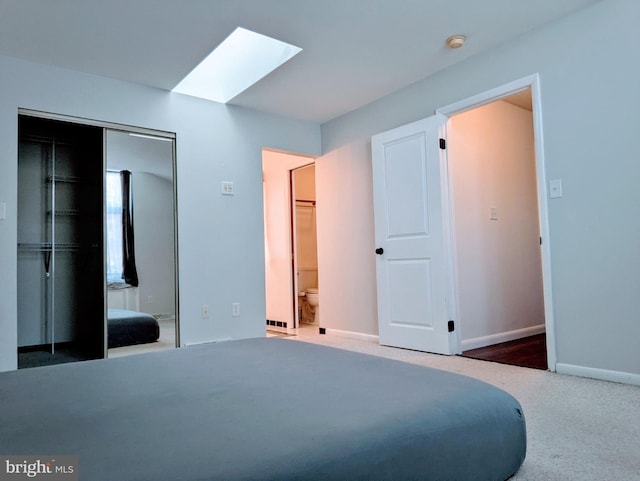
[462,334,547,370]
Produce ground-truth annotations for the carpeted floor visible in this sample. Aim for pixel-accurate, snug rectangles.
[18,343,95,369]
[286,325,640,481]
[19,319,177,367]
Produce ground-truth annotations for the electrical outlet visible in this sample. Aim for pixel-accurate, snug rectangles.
[232,303,240,317]
[201,305,210,319]
[147,295,153,304]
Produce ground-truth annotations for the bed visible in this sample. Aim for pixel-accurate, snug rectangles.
[107,308,160,348]
[0,338,526,480]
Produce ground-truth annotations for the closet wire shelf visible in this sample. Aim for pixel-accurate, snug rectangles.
[18,242,81,252]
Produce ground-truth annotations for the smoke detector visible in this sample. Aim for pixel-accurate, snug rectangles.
[446,35,466,49]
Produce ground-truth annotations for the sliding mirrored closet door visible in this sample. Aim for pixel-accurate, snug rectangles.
[105,130,178,357]
[17,112,179,368]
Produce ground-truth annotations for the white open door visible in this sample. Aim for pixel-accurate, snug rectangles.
[372,114,452,354]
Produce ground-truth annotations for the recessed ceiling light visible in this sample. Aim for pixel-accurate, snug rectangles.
[446,35,466,49]
[172,27,302,103]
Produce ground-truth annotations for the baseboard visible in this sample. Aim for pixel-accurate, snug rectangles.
[461,324,546,351]
[183,338,231,347]
[324,328,379,344]
[556,363,640,386]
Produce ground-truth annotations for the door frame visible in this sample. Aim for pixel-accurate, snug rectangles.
[435,73,557,371]
[290,163,317,329]
[262,149,316,333]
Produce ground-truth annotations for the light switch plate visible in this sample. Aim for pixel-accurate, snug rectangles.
[221,181,234,195]
[549,179,563,199]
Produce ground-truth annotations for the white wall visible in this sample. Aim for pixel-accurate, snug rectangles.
[262,150,313,327]
[0,55,320,371]
[132,172,176,317]
[449,101,544,346]
[319,0,640,377]
[316,143,378,335]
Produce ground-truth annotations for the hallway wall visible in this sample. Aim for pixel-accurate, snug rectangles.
[449,100,544,348]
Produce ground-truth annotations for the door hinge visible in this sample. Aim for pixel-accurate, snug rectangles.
[448,320,455,332]
[439,138,446,150]
[540,236,542,245]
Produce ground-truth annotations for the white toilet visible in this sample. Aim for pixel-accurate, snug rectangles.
[305,288,319,325]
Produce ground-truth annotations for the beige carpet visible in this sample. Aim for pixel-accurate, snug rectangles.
[284,325,640,481]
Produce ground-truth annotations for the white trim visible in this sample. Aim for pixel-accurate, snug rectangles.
[18,108,176,139]
[437,113,459,355]
[556,363,640,386]
[324,328,380,344]
[437,75,536,117]
[461,324,546,351]
[435,73,557,372]
[183,338,232,347]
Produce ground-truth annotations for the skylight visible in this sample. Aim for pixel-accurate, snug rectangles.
[172,27,302,104]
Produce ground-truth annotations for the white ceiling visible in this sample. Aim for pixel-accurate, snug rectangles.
[0,0,599,123]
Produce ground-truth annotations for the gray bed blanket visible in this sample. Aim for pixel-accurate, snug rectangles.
[0,338,526,480]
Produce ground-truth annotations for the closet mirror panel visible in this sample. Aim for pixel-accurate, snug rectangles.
[105,130,178,357]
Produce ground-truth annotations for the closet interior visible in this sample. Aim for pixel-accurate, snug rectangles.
[17,115,105,368]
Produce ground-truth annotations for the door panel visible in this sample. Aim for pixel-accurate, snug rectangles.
[383,133,430,237]
[372,114,451,354]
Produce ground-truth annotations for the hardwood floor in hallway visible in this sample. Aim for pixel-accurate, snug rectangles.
[461,334,548,370]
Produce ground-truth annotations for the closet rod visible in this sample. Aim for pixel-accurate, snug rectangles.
[47,174,81,184]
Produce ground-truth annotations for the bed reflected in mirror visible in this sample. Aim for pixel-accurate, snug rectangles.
[105,130,178,357]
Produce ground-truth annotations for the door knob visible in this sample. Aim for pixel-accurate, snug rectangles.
[375,247,384,255]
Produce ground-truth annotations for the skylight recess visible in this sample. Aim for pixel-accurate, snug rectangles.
[172,27,302,103]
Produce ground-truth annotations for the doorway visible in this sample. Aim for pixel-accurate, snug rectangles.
[439,78,552,370]
[17,115,104,368]
[262,149,316,335]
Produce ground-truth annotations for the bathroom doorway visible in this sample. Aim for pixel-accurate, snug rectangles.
[262,149,317,335]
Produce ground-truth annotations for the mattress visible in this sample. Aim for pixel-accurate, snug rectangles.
[0,338,526,480]
[107,308,159,348]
